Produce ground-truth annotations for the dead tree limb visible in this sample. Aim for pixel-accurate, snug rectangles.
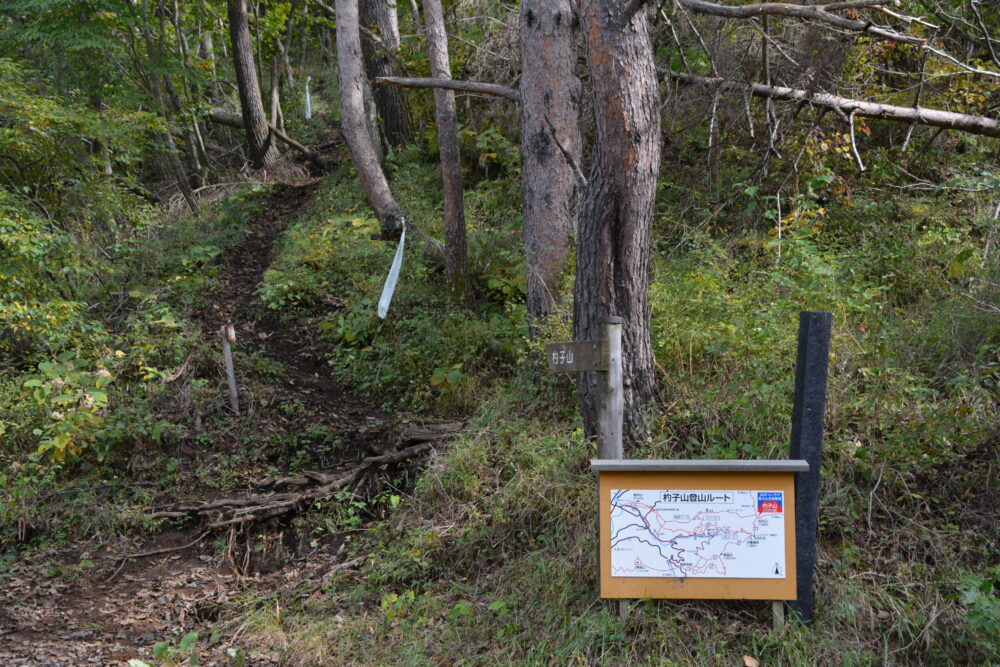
[677,0,924,46]
[376,76,520,101]
[106,531,211,561]
[148,442,434,529]
[665,70,1000,138]
[207,110,331,165]
[678,0,1000,78]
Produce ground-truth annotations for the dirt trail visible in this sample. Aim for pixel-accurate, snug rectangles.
[201,179,379,425]
[0,179,409,665]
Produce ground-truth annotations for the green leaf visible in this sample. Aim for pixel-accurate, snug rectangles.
[152,641,170,659]
[178,630,199,653]
[447,600,473,621]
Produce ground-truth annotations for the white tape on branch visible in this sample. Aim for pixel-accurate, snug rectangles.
[377,222,406,319]
[305,76,312,120]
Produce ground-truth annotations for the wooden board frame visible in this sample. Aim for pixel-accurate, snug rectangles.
[598,469,798,600]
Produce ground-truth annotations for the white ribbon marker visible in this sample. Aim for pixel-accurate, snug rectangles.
[305,76,312,120]
[377,221,406,319]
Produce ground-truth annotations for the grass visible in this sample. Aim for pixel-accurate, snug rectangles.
[228,126,999,664]
[232,377,995,664]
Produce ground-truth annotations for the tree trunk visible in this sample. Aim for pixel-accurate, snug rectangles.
[422,0,469,303]
[269,54,285,133]
[198,24,220,103]
[360,0,414,147]
[337,0,399,223]
[278,9,296,90]
[519,0,581,329]
[227,0,279,170]
[386,0,400,41]
[575,0,660,445]
[138,0,198,212]
[337,0,446,262]
[335,0,405,230]
[362,73,385,163]
[406,0,422,35]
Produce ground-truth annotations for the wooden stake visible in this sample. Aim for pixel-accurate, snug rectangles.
[221,323,239,415]
[772,600,785,631]
[597,317,623,461]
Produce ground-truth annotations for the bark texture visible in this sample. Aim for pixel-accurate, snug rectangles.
[519,0,581,325]
[575,0,660,445]
[422,0,469,302]
[227,0,279,169]
[360,0,415,146]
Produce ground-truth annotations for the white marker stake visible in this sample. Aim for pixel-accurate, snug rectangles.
[221,323,239,414]
[305,76,312,120]
[377,224,406,319]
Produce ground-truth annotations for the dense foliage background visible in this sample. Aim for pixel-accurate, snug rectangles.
[0,0,998,664]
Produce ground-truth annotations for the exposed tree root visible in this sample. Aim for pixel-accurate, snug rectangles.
[149,441,438,530]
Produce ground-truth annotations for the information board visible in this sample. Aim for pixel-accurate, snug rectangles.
[610,489,787,579]
[596,466,801,600]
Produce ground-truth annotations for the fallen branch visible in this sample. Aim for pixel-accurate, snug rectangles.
[664,70,1000,138]
[254,468,352,492]
[150,443,434,529]
[163,350,194,383]
[397,420,464,443]
[376,76,520,102]
[678,0,1000,78]
[208,110,246,129]
[106,530,211,562]
[208,110,331,165]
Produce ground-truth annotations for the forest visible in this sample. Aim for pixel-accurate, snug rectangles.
[0,0,998,664]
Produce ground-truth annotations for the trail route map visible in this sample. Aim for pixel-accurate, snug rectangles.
[610,489,786,579]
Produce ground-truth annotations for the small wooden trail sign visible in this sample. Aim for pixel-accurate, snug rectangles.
[544,341,608,373]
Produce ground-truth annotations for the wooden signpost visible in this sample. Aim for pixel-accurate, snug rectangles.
[547,311,831,627]
[545,340,607,373]
[545,316,623,460]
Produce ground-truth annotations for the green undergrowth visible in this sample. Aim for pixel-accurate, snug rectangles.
[236,145,998,663]
[0,185,269,545]
[258,161,527,415]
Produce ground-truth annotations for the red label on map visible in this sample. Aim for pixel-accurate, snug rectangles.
[758,500,782,513]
